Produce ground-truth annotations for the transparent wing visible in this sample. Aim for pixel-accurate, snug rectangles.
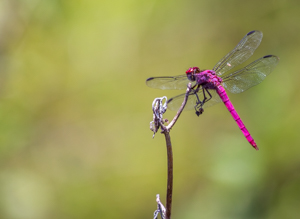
[167,89,222,111]
[213,30,263,76]
[222,55,279,94]
[146,75,196,90]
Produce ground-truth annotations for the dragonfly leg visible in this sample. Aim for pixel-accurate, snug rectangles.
[194,88,213,116]
[191,83,198,90]
[193,86,206,116]
[204,88,212,103]
[192,85,201,104]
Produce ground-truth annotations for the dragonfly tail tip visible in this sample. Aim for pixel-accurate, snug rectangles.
[253,144,259,151]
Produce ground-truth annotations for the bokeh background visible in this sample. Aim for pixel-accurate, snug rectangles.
[0,0,299,218]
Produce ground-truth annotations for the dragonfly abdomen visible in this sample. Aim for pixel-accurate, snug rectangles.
[216,85,258,150]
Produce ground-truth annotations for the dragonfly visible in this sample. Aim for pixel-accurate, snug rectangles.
[146,30,279,150]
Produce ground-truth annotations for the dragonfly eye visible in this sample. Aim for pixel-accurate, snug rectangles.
[186,73,195,81]
[186,67,199,81]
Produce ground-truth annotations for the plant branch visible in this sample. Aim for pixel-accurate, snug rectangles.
[163,131,173,219]
[151,83,192,219]
[164,83,192,131]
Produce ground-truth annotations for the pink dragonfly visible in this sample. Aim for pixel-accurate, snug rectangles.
[146,30,279,150]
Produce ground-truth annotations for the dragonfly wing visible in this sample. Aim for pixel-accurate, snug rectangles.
[146,75,196,90]
[213,30,263,76]
[167,89,221,111]
[222,55,279,94]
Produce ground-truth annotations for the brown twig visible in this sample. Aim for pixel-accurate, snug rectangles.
[163,131,173,219]
[164,83,192,131]
[151,83,192,219]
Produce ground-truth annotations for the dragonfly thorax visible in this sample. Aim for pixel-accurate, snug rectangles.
[195,70,223,89]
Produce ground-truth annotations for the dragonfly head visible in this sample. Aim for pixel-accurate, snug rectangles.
[186,67,200,81]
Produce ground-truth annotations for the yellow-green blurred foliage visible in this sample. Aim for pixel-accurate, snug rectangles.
[0,0,299,218]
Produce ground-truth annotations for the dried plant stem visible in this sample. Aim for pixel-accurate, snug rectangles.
[160,83,192,219]
[164,131,173,219]
[161,83,192,132]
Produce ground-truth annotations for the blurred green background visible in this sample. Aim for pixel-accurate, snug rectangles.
[0,0,299,218]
